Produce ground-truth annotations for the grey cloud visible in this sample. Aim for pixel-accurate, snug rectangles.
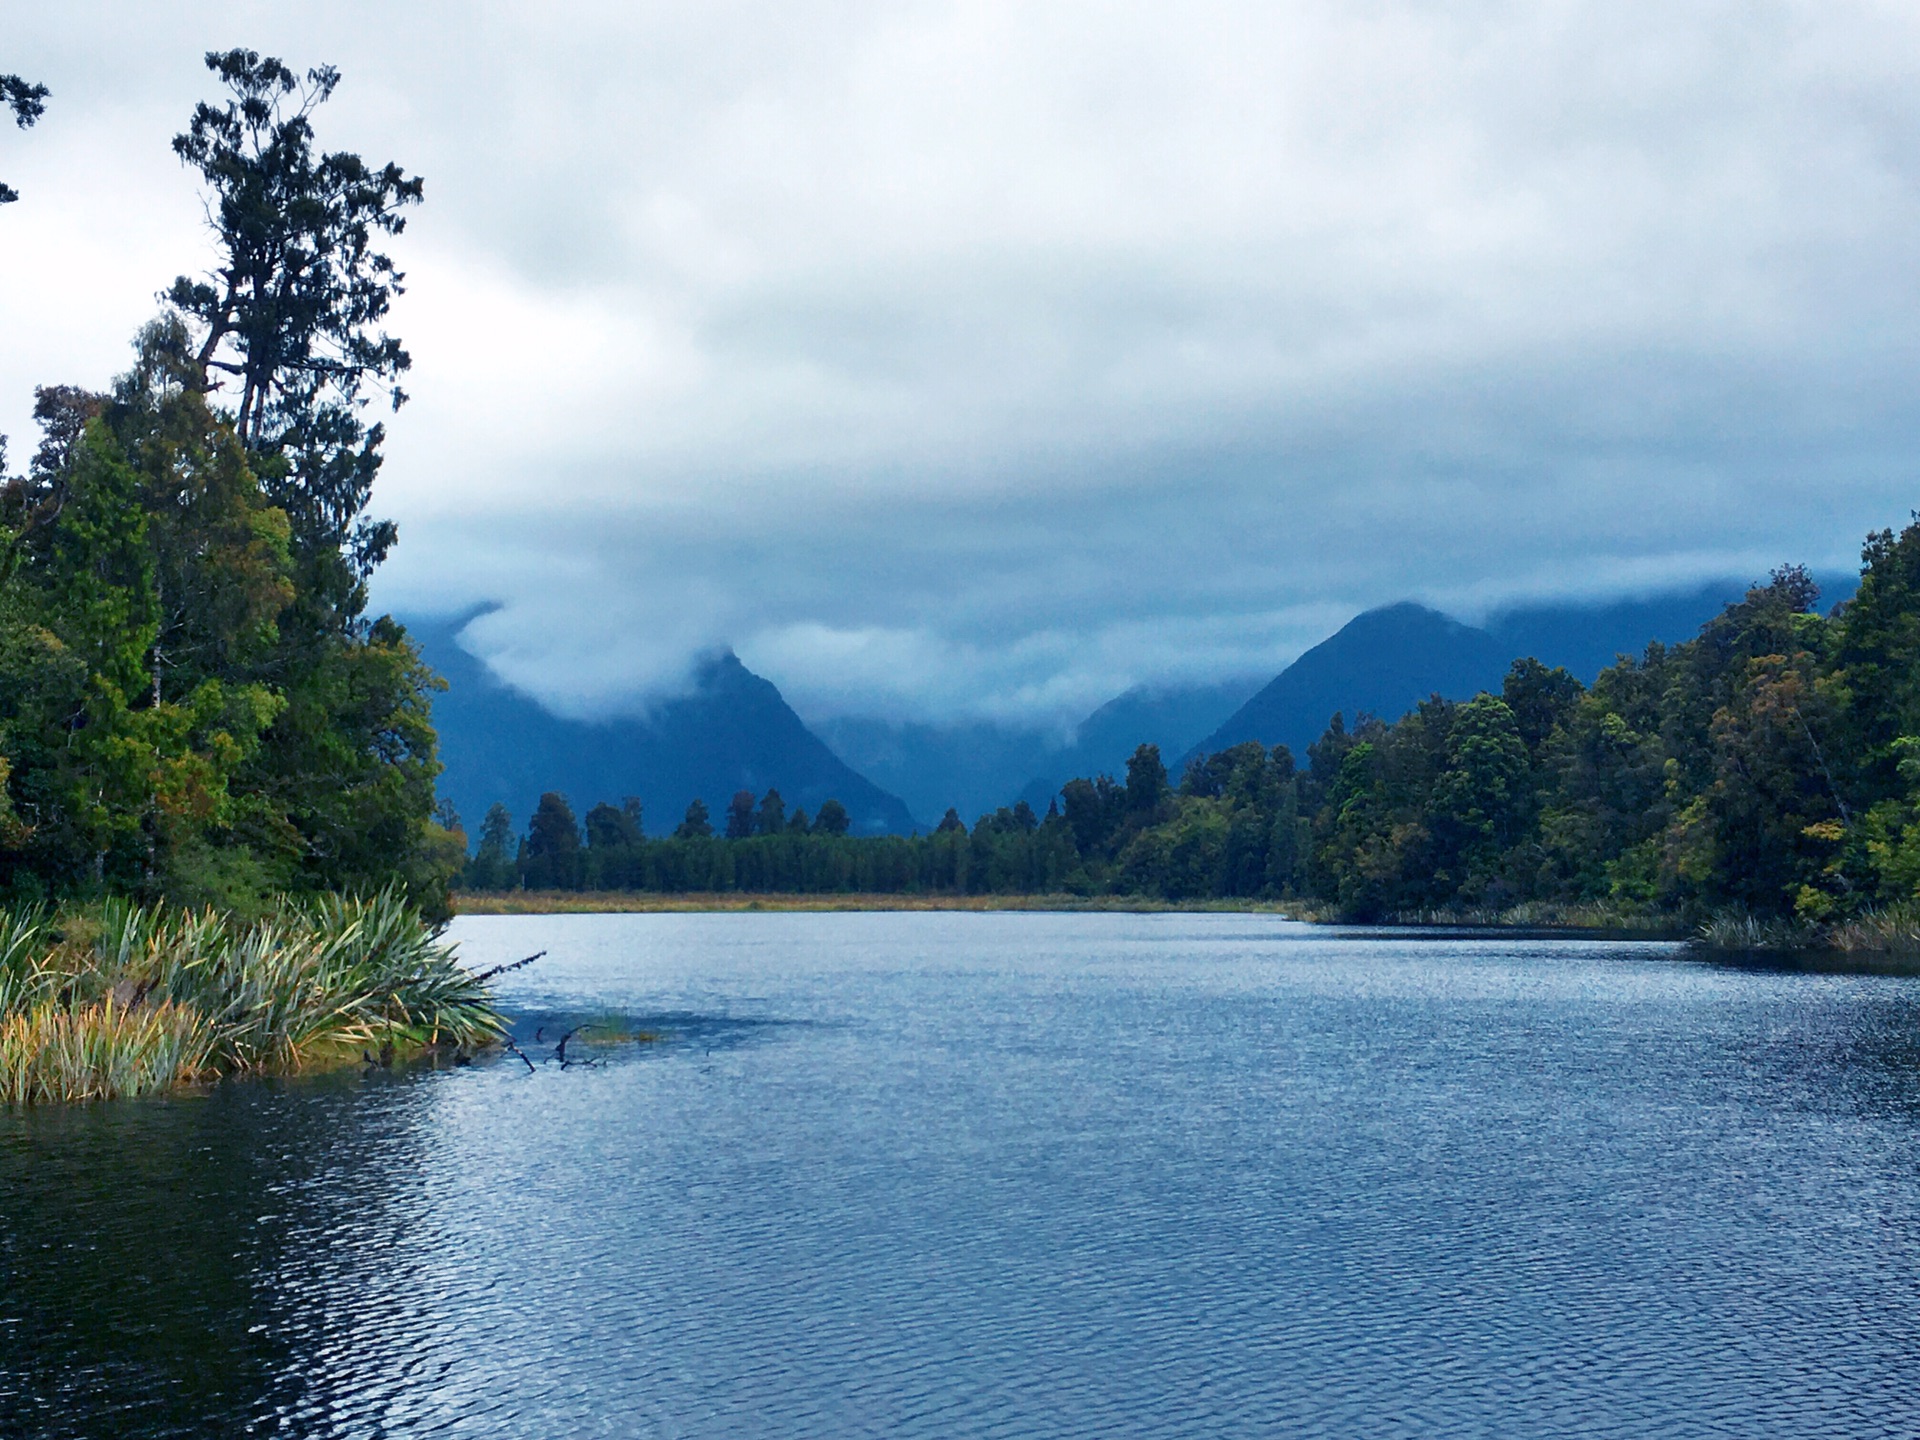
[6,1,1920,727]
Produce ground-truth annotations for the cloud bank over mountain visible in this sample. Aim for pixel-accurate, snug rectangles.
[7,2,1920,724]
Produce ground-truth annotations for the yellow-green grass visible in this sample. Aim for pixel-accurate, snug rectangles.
[0,892,504,1105]
[1371,900,1683,934]
[1697,906,1920,954]
[453,890,1299,916]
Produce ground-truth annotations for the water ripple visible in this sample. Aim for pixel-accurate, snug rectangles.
[4,913,1920,1436]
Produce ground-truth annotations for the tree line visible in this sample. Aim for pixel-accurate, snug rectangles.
[468,518,1920,927]
[0,53,457,915]
[1285,540,1920,925]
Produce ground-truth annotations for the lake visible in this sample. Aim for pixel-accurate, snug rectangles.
[6,912,1920,1437]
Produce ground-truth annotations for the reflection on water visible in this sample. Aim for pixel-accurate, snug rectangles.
[6,913,1920,1437]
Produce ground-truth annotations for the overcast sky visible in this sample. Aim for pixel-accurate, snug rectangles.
[6,1,1920,727]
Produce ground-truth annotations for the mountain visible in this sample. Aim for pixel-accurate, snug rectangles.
[815,677,1261,824]
[1188,603,1513,761]
[811,717,1054,829]
[1184,574,1863,765]
[409,614,918,838]
[409,571,1866,836]
[1488,584,1810,683]
[1011,678,1262,807]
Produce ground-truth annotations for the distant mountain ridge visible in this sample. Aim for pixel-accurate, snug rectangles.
[411,573,1863,837]
[815,676,1263,824]
[1012,678,1263,809]
[820,578,1865,821]
[1187,602,1514,761]
[811,717,1053,828]
[410,614,918,837]
[1186,574,1861,764]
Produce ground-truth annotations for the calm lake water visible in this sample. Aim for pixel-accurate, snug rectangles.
[6,913,1920,1437]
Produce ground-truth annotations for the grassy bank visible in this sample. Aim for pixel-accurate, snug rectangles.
[1695,907,1920,955]
[0,893,504,1105]
[1366,900,1687,936]
[451,890,1672,931]
[1349,900,1920,951]
[452,890,1920,956]
[453,890,1298,916]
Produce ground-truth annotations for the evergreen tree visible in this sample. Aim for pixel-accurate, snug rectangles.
[168,50,419,588]
[724,790,756,840]
[468,803,516,890]
[813,798,851,836]
[1060,775,1126,857]
[1124,744,1170,817]
[156,52,453,910]
[677,798,713,838]
[521,793,581,890]
[583,799,643,889]
[585,800,642,851]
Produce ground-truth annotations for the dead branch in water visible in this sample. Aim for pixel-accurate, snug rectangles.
[472,950,546,984]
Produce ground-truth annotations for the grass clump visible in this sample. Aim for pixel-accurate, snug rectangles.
[0,998,213,1105]
[0,891,504,1104]
[1375,899,1678,933]
[1697,905,1920,955]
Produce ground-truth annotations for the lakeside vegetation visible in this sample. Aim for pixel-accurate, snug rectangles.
[468,518,1920,952]
[0,891,498,1103]
[454,890,1293,915]
[0,54,500,1100]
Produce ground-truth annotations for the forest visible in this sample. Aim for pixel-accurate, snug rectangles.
[0,53,458,920]
[471,530,1920,940]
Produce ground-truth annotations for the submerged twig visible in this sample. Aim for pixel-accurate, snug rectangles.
[554,1025,601,1068]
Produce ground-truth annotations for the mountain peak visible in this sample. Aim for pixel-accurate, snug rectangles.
[407,619,918,835]
[1186,602,1510,761]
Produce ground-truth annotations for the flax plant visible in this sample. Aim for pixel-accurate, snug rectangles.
[0,891,504,1104]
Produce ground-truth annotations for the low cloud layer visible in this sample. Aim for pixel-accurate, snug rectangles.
[6,1,1920,726]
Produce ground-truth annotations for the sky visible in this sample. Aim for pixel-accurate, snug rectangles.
[5,1,1920,729]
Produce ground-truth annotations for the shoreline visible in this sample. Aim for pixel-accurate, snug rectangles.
[450,892,1677,936]
[447,893,1920,960]
[452,891,1297,915]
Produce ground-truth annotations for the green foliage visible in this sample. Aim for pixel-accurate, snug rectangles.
[1293,552,1920,927]
[467,803,516,890]
[168,48,420,596]
[0,54,456,918]
[724,790,756,840]
[1119,799,1229,899]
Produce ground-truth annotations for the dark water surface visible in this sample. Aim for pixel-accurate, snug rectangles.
[7,913,1920,1437]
